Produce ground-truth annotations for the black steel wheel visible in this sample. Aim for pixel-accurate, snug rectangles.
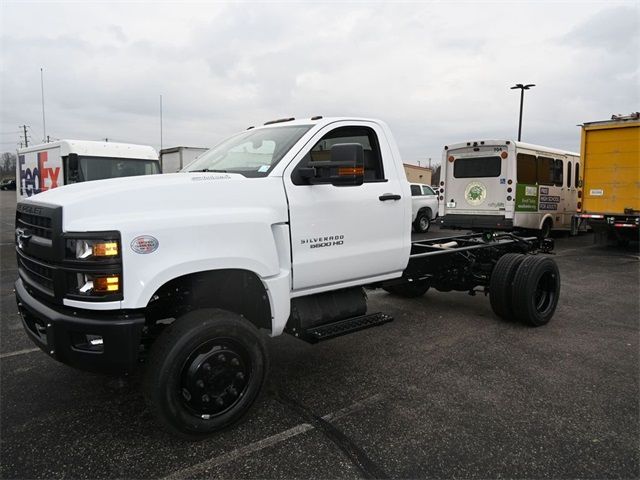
[489,253,525,321]
[143,309,268,439]
[383,280,430,298]
[512,256,560,326]
[413,211,431,233]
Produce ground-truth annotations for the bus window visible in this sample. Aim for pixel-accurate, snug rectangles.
[453,156,501,178]
[567,161,572,188]
[553,159,564,187]
[517,153,537,184]
[537,156,554,186]
[575,163,580,188]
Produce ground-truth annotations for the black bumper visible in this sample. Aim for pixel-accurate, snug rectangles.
[441,214,514,231]
[15,278,145,374]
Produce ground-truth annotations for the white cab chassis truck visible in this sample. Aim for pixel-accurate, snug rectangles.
[438,140,580,237]
[17,140,160,201]
[14,117,559,438]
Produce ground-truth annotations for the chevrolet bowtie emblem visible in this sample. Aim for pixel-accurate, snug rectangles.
[16,227,32,250]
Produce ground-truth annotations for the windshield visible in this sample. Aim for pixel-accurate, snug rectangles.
[66,156,160,183]
[184,125,312,177]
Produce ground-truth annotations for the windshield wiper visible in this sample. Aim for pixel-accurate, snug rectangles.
[188,168,228,173]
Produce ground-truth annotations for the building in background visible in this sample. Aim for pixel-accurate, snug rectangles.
[160,146,208,173]
[403,163,433,185]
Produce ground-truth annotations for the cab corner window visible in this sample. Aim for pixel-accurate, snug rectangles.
[293,126,384,185]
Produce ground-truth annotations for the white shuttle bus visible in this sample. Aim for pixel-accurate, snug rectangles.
[438,140,580,237]
[17,140,160,201]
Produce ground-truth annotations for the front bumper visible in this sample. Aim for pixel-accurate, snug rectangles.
[15,278,145,374]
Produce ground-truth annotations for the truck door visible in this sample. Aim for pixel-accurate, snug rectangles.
[284,121,409,291]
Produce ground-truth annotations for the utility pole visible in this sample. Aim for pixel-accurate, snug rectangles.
[41,67,47,143]
[159,94,163,152]
[21,125,29,147]
[510,83,535,141]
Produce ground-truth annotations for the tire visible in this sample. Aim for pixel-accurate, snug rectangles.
[383,280,430,298]
[143,308,268,439]
[539,219,552,239]
[489,253,526,321]
[413,210,431,233]
[512,256,560,327]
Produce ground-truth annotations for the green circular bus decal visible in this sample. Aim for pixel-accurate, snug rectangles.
[464,181,487,206]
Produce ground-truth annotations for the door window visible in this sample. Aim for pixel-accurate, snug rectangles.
[553,159,564,187]
[575,163,580,188]
[567,161,572,188]
[422,185,436,195]
[410,185,422,196]
[537,156,555,186]
[293,126,384,184]
[517,153,537,184]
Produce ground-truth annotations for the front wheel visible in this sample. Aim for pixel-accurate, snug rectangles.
[143,309,268,439]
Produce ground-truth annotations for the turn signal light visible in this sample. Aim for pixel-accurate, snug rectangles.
[93,242,118,257]
[338,166,364,176]
[93,275,120,293]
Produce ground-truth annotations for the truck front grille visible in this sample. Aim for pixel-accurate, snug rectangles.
[17,252,54,293]
[16,211,53,239]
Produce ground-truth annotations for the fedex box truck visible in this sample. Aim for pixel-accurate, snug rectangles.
[17,140,159,200]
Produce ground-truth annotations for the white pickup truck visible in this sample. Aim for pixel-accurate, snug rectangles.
[14,117,559,438]
[410,183,439,233]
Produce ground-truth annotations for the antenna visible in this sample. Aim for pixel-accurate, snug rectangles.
[40,68,47,142]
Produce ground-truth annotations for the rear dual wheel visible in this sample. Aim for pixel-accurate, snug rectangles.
[143,309,268,439]
[490,254,560,326]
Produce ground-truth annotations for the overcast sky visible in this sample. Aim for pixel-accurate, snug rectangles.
[1,1,638,165]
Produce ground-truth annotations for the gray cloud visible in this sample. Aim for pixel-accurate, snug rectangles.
[1,1,638,162]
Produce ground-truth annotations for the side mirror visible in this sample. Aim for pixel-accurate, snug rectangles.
[299,143,364,187]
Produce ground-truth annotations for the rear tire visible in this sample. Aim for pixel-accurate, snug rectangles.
[143,308,268,439]
[489,253,526,321]
[512,256,560,326]
[383,280,430,298]
[413,211,431,233]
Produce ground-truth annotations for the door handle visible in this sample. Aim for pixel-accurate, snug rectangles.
[379,193,401,201]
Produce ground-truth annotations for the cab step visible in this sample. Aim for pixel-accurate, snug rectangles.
[301,312,393,344]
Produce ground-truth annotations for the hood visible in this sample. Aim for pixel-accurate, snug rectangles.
[24,172,288,232]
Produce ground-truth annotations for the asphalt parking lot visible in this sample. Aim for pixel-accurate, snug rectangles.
[1,189,638,479]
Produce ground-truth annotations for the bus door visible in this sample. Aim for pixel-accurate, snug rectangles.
[537,156,565,227]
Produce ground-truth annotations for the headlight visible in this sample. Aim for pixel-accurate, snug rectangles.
[76,273,121,295]
[66,238,120,260]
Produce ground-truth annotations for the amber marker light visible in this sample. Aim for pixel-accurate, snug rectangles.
[501,151,508,159]
[338,167,364,176]
[93,242,119,257]
[93,275,120,293]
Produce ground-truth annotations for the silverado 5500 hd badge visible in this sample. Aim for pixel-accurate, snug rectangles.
[301,235,345,249]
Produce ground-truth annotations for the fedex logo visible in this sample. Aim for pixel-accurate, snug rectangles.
[18,152,61,197]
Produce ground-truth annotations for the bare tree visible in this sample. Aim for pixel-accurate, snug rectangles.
[1,152,17,178]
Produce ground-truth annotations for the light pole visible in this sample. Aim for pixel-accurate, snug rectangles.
[510,83,535,141]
